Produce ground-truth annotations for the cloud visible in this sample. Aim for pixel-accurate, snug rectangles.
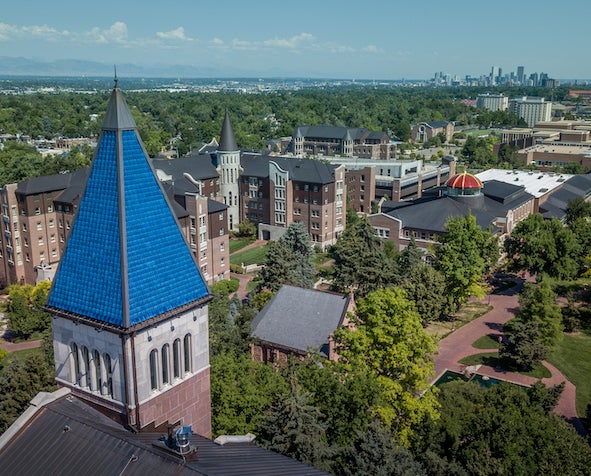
[84,22,129,44]
[363,45,379,53]
[0,22,67,42]
[262,33,315,49]
[210,37,225,46]
[156,27,192,42]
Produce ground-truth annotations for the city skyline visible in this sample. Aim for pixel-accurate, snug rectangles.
[1,0,590,80]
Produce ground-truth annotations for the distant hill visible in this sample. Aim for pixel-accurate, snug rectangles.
[0,57,231,78]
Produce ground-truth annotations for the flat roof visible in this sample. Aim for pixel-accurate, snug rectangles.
[476,169,572,198]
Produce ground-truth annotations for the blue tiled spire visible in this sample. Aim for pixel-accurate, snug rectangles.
[47,84,208,328]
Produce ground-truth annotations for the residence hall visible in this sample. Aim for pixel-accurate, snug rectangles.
[368,172,535,255]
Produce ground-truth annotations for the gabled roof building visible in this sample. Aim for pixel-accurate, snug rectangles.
[250,285,351,363]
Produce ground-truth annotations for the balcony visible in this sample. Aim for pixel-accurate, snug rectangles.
[2,215,9,224]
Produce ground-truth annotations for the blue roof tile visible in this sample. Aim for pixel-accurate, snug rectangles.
[48,86,208,327]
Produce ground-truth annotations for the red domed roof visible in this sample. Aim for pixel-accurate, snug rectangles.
[446,172,483,189]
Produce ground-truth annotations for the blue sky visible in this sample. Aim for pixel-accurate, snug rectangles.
[1,0,589,79]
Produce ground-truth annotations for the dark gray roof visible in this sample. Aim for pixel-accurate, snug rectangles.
[53,167,91,204]
[218,111,238,152]
[16,170,78,195]
[251,285,349,355]
[102,84,137,130]
[152,155,218,183]
[295,125,370,141]
[482,180,527,204]
[539,173,591,220]
[241,153,337,185]
[0,393,328,476]
[384,196,497,233]
[420,120,450,129]
[207,198,227,214]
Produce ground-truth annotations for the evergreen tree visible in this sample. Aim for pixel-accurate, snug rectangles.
[258,375,336,473]
[401,264,449,325]
[256,222,314,291]
[499,320,548,370]
[512,280,563,347]
[330,216,397,298]
[398,236,424,276]
[340,420,426,476]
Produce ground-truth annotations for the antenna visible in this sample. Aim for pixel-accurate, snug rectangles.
[114,65,118,88]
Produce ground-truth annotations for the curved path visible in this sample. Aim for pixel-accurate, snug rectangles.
[432,284,586,435]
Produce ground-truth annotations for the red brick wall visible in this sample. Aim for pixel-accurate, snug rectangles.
[138,367,211,438]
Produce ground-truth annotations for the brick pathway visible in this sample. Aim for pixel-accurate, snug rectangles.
[432,283,586,436]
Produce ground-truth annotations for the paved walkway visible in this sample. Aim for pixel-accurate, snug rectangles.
[432,283,586,435]
[0,338,43,352]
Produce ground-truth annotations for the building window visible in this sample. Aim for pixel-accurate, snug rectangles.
[22,223,27,232]
[37,222,42,231]
[173,339,181,379]
[221,257,225,267]
[51,249,57,258]
[34,207,40,215]
[184,334,192,374]
[50,234,56,243]
[219,227,224,236]
[104,354,113,397]
[82,346,92,391]
[149,349,158,390]
[219,212,224,221]
[162,344,170,386]
[93,350,102,394]
[47,205,53,213]
[49,219,54,228]
[220,242,225,252]
[71,343,80,386]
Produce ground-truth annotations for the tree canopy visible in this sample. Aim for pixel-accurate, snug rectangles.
[434,213,497,312]
[256,222,314,292]
[334,288,439,444]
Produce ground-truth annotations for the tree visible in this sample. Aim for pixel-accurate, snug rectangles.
[330,217,397,297]
[504,213,580,279]
[419,381,591,475]
[333,288,439,444]
[210,351,288,437]
[256,222,314,292]
[401,264,449,325]
[434,214,497,312]
[236,219,256,239]
[499,320,548,370]
[0,353,55,433]
[7,282,52,339]
[398,236,424,276]
[258,375,336,473]
[340,420,426,476]
[511,280,563,347]
[565,197,591,225]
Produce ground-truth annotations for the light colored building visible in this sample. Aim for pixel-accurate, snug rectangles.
[477,93,509,112]
[411,121,454,143]
[509,96,552,127]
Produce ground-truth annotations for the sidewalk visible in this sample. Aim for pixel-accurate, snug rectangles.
[432,283,586,435]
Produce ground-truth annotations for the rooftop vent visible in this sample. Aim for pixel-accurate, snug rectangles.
[156,424,198,460]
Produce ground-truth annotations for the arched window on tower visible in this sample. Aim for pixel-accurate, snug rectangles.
[173,338,181,379]
[93,350,102,394]
[71,343,80,386]
[149,349,159,391]
[82,346,92,391]
[183,334,192,374]
[104,353,113,397]
[162,344,170,386]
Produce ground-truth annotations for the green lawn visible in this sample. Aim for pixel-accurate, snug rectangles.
[459,352,551,379]
[0,347,43,374]
[548,333,591,416]
[472,335,500,349]
[426,302,492,338]
[229,237,255,254]
[230,243,268,266]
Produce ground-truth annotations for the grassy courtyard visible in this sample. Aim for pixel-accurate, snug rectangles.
[548,333,591,417]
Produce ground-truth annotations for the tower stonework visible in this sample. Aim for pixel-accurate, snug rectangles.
[216,111,241,231]
[46,81,212,436]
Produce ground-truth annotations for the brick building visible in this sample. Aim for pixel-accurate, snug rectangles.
[411,121,454,143]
